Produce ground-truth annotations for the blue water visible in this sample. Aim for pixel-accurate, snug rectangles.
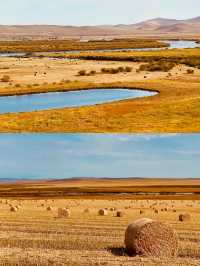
[0,52,25,57]
[0,134,199,180]
[0,89,157,114]
[164,40,200,49]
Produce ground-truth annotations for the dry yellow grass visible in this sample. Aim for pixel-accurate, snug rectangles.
[0,56,199,132]
[0,39,168,53]
[66,47,200,60]
[0,197,199,265]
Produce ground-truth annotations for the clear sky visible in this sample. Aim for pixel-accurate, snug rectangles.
[0,0,200,25]
[0,134,199,179]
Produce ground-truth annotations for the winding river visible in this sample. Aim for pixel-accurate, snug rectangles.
[0,89,156,114]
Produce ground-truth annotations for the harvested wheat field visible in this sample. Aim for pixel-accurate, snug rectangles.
[0,197,199,265]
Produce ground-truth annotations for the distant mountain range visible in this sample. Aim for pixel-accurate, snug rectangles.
[0,16,200,40]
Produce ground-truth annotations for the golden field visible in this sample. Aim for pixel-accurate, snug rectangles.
[0,39,168,53]
[0,178,200,266]
[0,53,200,132]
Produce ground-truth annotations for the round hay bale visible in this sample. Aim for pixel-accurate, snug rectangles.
[46,206,52,211]
[98,209,108,216]
[179,213,191,222]
[154,209,159,214]
[58,208,70,218]
[116,210,124,217]
[10,206,17,212]
[125,218,178,257]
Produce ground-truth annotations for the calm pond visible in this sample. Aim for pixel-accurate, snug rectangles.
[0,89,157,114]
[0,134,199,180]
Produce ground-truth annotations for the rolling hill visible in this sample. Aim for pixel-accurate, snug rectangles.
[0,16,200,40]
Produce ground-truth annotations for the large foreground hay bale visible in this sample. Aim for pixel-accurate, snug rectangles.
[179,213,191,222]
[125,218,178,257]
[58,208,70,218]
[98,209,108,216]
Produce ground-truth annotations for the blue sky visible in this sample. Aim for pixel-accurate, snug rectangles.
[0,134,199,180]
[0,0,200,25]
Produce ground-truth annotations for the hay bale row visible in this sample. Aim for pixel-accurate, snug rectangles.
[98,209,108,216]
[179,213,191,222]
[58,208,70,218]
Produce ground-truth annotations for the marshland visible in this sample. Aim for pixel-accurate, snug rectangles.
[0,40,200,132]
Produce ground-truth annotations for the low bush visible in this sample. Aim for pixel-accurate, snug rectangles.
[89,70,96,75]
[1,75,11,82]
[138,61,176,72]
[101,66,132,74]
[186,69,194,74]
[78,70,87,76]
[124,66,133,72]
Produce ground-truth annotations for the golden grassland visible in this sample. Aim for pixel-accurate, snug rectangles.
[0,53,200,132]
[0,79,200,132]
[66,47,200,60]
[0,39,168,53]
[1,178,200,200]
[0,179,200,265]
[65,47,200,69]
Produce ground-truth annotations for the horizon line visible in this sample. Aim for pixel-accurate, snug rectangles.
[0,15,199,27]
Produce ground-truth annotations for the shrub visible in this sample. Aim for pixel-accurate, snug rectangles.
[101,68,109,73]
[186,69,194,74]
[117,66,125,72]
[1,75,11,82]
[138,61,176,72]
[109,68,120,74]
[89,70,96,75]
[78,70,87,76]
[124,66,133,72]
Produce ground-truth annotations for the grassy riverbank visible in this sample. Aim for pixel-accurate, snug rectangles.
[0,53,200,133]
[65,48,200,69]
[0,78,200,133]
[0,39,168,53]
